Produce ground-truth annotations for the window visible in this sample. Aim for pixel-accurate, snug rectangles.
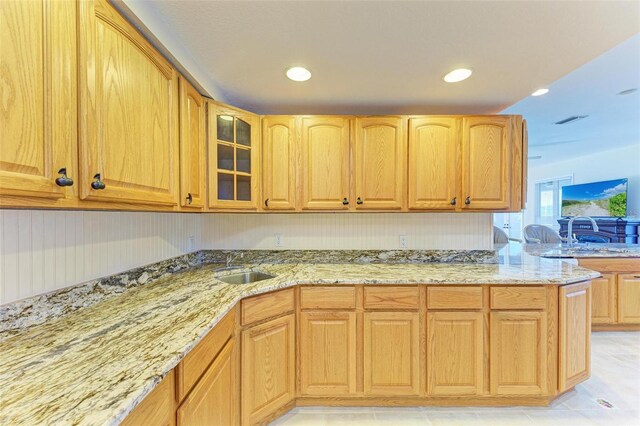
[534,176,572,228]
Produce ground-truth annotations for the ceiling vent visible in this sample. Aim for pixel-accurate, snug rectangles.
[554,115,588,125]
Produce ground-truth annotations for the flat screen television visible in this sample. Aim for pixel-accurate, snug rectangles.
[561,178,628,217]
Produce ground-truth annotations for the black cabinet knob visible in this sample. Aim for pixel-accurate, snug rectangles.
[91,173,106,190]
[186,193,193,204]
[465,196,471,205]
[450,197,457,206]
[342,198,349,205]
[265,198,269,207]
[356,197,363,205]
[55,168,73,187]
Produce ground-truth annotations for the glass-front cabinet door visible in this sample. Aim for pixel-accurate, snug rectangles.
[208,102,259,209]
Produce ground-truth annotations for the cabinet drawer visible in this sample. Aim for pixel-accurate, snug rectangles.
[176,308,236,401]
[300,286,356,310]
[364,286,419,310]
[242,288,295,325]
[427,287,483,310]
[490,287,546,310]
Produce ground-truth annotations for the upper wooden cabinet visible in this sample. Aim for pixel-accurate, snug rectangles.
[408,117,459,210]
[300,117,351,209]
[0,0,77,201]
[461,116,512,210]
[179,77,206,209]
[77,0,180,206]
[354,117,405,210]
[262,116,297,210]
[208,102,260,210]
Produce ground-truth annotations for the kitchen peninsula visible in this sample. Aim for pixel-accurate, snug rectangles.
[0,250,599,426]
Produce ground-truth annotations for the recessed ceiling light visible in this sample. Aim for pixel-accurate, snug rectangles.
[531,88,549,96]
[286,66,311,82]
[617,88,638,96]
[443,68,472,83]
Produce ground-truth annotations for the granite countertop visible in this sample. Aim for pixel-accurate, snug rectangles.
[0,257,600,426]
[520,242,640,258]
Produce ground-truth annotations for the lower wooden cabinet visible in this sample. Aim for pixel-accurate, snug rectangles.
[427,311,483,396]
[559,282,591,392]
[591,274,617,324]
[122,370,176,426]
[577,259,640,330]
[177,339,238,426]
[490,311,547,396]
[241,314,295,425]
[618,274,640,324]
[363,312,420,396]
[299,311,357,396]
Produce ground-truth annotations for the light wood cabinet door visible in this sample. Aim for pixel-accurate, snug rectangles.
[427,312,483,396]
[559,282,591,392]
[300,311,357,395]
[241,314,295,425]
[461,116,511,210]
[490,311,547,395]
[408,117,459,210]
[300,117,350,209]
[0,0,77,200]
[618,274,640,324]
[208,102,260,209]
[354,117,405,210]
[262,116,297,210]
[179,77,206,208]
[177,339,238,426]
[591,274,616,324]
[122,370,176,426]
[78,0,179,206]
[364,312,420,395]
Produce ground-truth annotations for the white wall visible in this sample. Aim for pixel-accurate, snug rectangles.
[0,210,493,305]
[0,210,201,305]
[202,213,493,251]
[524,143,640,226]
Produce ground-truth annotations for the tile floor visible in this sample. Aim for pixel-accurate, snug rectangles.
[270,332,640,426]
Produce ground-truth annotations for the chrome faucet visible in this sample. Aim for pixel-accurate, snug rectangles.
[226,252,244,269]
[567,216,599,247]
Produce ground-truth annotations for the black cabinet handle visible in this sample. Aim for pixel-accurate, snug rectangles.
[342,198,349,205]
[186,193,193,205]
[450,197,457,206]
[265,198,269,207]
[55,168,73,187]
[356,197,363,205]
[91,173,106,190]
[465,196,471,205]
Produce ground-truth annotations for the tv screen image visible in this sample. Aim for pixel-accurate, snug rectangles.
[561,178,628,217]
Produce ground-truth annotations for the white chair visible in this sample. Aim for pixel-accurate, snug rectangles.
[523,224,563,244]
[493,226,522,244]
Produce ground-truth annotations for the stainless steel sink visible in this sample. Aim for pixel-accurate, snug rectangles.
[217,271,275,285]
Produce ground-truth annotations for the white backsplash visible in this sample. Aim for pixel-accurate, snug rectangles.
[0,210,201,305]
[201,213,493,251]
[1,210,492,305]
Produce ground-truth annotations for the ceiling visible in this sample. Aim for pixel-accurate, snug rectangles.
[503,33,640,160]
[131,0,639,115]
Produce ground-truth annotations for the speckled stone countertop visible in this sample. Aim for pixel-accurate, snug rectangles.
[521,242,640,258]
[0,254,599,426]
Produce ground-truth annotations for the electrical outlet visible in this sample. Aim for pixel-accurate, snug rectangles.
[274,233,284,247]
[399,235,408,249]
[187,236,196,252]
